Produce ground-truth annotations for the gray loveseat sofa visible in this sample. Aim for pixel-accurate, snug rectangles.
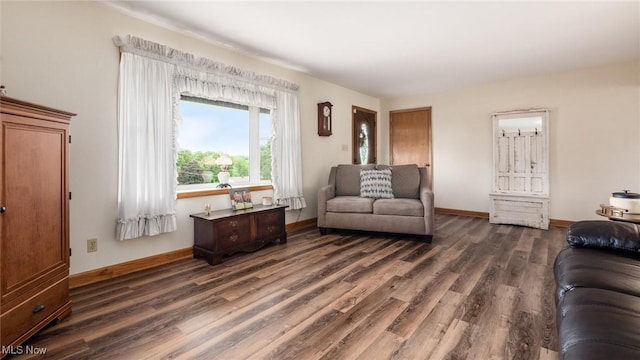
[317,164,434,242]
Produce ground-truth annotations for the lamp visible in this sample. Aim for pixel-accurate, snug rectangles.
[215,155,233,188]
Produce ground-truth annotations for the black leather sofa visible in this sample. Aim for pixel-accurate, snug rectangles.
[554,220,640,359]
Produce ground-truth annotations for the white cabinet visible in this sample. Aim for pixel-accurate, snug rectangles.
[490,109,549,229]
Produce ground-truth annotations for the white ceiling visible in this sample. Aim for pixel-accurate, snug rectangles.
[102,1,640,99]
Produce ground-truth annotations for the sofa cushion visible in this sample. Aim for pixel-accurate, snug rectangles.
[327,196,374,213]
[557,287,640,360]
[335,164,376,196]
[554,247,640,301]
[360,168,394,199]
[373,198,423,217]
[377,164,420,199]
[567,220,640,254]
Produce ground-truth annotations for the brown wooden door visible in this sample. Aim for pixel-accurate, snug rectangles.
[390,107,432,186]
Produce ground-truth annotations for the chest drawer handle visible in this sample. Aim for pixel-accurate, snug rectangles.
[229,234,238,242]
[32,304,46,314]
[229,220,238,227]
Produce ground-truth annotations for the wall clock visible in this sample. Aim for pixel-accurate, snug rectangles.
[317,101,332,136]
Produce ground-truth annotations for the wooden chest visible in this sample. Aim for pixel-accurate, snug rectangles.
[190,204,288,265]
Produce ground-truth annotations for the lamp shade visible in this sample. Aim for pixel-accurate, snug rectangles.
[215,155,233,168]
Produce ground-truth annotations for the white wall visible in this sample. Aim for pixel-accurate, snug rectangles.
[382,62,640,222]
[0,1,379,274]
[3,2,637,275]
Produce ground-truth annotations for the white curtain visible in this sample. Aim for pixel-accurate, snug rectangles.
[271,90,306,209]
[116,52,177,240]
[114,35,306,240]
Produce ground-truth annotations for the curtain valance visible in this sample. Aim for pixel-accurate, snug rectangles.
[174,68,277,109]
[114,35,299,93]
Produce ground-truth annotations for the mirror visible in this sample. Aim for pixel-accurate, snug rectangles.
[497,116,543,134]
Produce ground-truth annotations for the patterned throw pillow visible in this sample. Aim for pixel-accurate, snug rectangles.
[360,168,394,199]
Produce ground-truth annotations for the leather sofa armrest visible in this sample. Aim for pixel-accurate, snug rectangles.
[317,184,335,227]
[567,220,640,254]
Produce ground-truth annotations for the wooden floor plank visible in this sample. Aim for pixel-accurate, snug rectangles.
[465,284,519,359]
[355,330,405,360]
[428,318,472,360]
[506,311,542,360]
[306,275,406,353]
[386,271,459,338]
[392,290,466,360]
[14,214,566,360]
[318,297,408,360]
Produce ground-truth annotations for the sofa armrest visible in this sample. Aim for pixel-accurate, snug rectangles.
[420,186,435,235]
[567,220,640,254]
[317,184,335,227]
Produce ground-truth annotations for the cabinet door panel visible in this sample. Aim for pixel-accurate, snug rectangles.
[255,210,284,240]
[2,117,68,299]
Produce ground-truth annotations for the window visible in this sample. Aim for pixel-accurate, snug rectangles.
[177,96,272,190]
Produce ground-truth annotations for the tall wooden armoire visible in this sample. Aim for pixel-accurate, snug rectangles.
[0,96,74,352]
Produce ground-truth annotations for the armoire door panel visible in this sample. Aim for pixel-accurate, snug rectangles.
[513,137,527,173]
[531,177,544,193]
[2,120,67,297]
[497,176,510,191]
[513,177,526,192]
[497,137,510,173]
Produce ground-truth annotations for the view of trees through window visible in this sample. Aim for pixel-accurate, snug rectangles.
[177,98,272,187]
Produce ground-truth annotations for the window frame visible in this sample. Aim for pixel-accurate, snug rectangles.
[176,96,272,195]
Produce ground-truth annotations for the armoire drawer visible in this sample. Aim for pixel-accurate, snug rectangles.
[1,278,69,347]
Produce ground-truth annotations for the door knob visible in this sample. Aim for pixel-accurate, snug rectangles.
[0,206,5,213]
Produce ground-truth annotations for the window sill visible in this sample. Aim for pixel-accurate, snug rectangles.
[177,184,273,199]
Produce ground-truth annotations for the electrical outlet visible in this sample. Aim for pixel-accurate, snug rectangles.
[87,238,98,253]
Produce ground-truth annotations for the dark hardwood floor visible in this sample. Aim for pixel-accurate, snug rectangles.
[12,214,565,359]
